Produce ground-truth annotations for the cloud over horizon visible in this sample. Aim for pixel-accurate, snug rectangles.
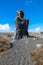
[35,27,40,32]
[0,24,10,31]
[35,27,41,32]
[29,27,41,32]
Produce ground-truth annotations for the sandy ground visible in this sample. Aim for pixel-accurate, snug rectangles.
[0,37,43,65]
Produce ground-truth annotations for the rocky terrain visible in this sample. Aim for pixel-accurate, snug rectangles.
[0,32,43,65]
[0,33,14,37]
[0,32,42,38]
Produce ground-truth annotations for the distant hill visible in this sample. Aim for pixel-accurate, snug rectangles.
[0,32,14,37]
[0,32,43,38]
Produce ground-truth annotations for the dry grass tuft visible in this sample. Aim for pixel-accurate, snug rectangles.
[0,52,5,56]
[0,35,11,52]
[30,45,43,65]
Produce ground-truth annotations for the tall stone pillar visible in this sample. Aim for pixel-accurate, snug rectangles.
[15,11,29,40]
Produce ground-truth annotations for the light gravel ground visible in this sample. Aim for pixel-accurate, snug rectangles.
[0,37,43,65]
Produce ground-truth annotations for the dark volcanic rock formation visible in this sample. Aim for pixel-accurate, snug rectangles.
[15,11,29,40]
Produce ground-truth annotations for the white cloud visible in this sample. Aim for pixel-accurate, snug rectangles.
[29,27,41,32]
[0,24,10,31]
[35,27,40,32]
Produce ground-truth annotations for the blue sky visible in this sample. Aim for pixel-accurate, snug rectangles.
[0,0,43,32]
